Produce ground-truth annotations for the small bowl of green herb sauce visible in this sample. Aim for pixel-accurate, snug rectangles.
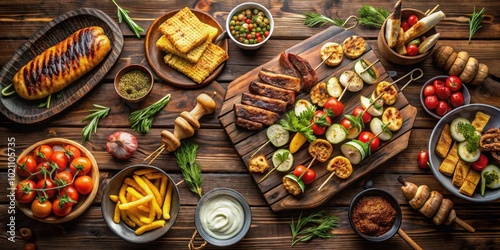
[114,64,154,102]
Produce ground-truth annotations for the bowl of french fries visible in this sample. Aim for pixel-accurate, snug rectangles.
[101,165,180,243]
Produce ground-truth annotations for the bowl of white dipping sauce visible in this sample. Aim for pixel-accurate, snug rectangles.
[195,188,252,246]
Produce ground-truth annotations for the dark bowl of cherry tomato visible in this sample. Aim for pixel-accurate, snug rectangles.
[377,8,438,65]
[226,2,274,50]
[420,75,470,119]
[14,138,99,223]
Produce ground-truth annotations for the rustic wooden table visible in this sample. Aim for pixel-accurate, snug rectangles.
[1,1,499,249]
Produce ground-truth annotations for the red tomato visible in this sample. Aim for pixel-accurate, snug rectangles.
[52,198,73,217]
[436,85,451,100]
[352,107,371,123]
[407,15,419,26]
[433,79,445,89]
[358,131,380,153]
[323,97,345,117]
[423,85,436,97]
[31,199,53,218]
[264,30,270,37]
[64,145,81,162]
[50,151,68,171]
[35,178,57,199]
[54,171,74,186]
[60,186,79,203]
[15,180,36,203]
[311,110,332,136]
[436,101,449,116]
[340,118,352,129]
[450,92,465,108]
[69,157,92,176]
[75,175,94,195]
[17,155,38,177]
[256,36,263,43]
[406,44,418,56]
[293,165,316,185]
[33,145,54,163]
[417,150,429,169]
[472,154,488,171]
[35,161,53,180]
[445,76,462,92]
[424,95,439,110]
[401,21,411,32]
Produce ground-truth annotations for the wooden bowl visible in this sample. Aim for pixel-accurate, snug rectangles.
[15,138,99,223]
[377,8,437,65]
[114,64,154,103]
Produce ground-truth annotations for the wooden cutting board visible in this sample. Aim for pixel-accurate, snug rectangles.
[219,26,416,212]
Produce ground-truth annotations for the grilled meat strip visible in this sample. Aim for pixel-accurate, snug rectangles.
[288,53,318,93]
[235,117,263,130]
[248,81,295,106]
[258,69,301,92]
[241,92,287,114]
[234,103,280,126]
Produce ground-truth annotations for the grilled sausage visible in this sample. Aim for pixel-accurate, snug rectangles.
[249,81,295,105]
[279,52,298,77]
[234,104,280,126]
[258,69,301,92]
[241,92,287,114]
[13,26,111,100]
[288,53,318,92]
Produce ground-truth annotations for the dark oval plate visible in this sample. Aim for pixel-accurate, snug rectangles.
[0,8,123,124]
[144,9,228,89]
[429,104,500,202]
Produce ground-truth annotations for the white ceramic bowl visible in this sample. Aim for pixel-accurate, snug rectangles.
[226,2,274,50]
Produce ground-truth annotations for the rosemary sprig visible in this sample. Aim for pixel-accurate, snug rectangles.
[81,104,110,143]
[468,6,486,43]
[112,0,144,38]
[129,93,171,133]
[357,5,390,28]
[175,141,203,197]
[38,94,52,109]
[303,12,346,27]
[290,210,339,246]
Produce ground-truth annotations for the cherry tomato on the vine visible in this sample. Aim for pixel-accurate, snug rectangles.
[35,178,57,199]
[69,157,92,176]
[52,198,73,217]
[33,145,54,164]
[31,198,53,218]
[75,175,94,195]
[35,161,53,180]
[15,180,36,204]
[64,145,81,162]
[60,186,79,203]
[17,155,38,177]
[54,171,74,186]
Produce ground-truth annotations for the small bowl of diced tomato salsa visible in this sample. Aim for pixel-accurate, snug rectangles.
[226,2,274,50]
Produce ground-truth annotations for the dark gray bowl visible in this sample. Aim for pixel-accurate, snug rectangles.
[195,188,252,246]
[428,104,500,202]
[102,164,180,243]
[420,75,471,119]
[348,188,402,242]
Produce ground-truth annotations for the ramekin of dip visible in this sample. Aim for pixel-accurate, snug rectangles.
[195,188,251,246]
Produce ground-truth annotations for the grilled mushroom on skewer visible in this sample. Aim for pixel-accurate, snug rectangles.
[397,176,475,232]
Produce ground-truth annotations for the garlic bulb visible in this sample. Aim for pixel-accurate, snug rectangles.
[106,132,138,160]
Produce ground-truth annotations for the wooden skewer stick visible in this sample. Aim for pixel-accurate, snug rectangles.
[314,49,337,71]
[318,171,336,191]
[297,156,318,180]
[143,144,165,164]
[425,4,440,16]
[148,147,165,165]
[389,68,424,92]
[337,80,352,101]
[397,228,424,250]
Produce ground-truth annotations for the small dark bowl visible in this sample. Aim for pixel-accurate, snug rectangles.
[420,75,471,119]
[348,188,402,242]
[377,8,437,65]
[195,188,252,246]
[114,64,154,102]
[102,164,180,243]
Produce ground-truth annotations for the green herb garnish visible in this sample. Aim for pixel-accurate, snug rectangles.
[129,93,171,133]
[357,5,390,28]
[457,122,480,153]
[468,6,486,43]
[112,0,144,38]
[38,94,52,109]
[303,12,346,27]
[175,141,203,197]
[81,104,110,142]
[258,150,290,184]
[290,210,339,246]
[280,106,317,142]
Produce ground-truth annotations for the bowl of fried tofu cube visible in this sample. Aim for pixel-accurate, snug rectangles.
[428,104,500,202]
[145,7,229,88]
